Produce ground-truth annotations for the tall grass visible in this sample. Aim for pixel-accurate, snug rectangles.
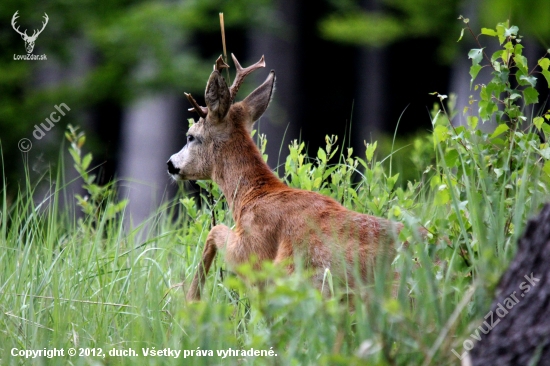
[2,20,550,365]
[1,117,546,366]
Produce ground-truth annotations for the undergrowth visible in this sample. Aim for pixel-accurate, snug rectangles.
[1,19,550,365]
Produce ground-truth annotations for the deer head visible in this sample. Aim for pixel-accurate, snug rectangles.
[11,11,49,54]
[167,54,275,181]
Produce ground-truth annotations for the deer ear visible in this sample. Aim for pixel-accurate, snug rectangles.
[242,70,275,127]
[205,70,230,121]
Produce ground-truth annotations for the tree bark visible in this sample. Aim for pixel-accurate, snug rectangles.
[467,204,550,365]
[118,89,179,228]
[248,0,299,171]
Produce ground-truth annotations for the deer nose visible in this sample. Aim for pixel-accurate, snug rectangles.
[167,160,179,175]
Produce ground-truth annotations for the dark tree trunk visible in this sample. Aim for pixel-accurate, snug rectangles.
[354,0,386,146]
[467,203,550,366]
[248,0,299,171]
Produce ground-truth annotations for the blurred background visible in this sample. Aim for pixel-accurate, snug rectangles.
[1,0,549,225]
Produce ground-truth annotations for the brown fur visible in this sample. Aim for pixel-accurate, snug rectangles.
[167,56,403,301]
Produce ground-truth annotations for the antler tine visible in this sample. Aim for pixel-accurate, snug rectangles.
[184,92,207,119]
[11,11,27,37]
[36,13,49,36]
[214,55,229,72]
[229,53,266,102]
[28,13,49,38]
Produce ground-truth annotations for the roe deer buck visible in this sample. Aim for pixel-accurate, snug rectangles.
[167,54,405,301]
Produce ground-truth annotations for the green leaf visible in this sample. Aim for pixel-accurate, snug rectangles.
[481,28,497,36]
[514,54,528,73]
[77,135,86,148]
[468,48,484,65]
[492,138,506,146]
[433,125,449,145]
[434,186,450,206]
[387,173,399,190]
[313,177,322,190]
[317,148,327,163]
[496,22,507,44]
[502,42,514,65]
[481,81,504,101]
[495,67,509,83]
[491,50,503,62]
[542,70,550,88]
[457,28,465,42]
[504,25,519,37]
[391,205,402,218]
[538,58,550,71]
[69,149,81,165]
[538,147,550,160]
[365,141,377,162]
[534,116,545,130]
[519,75,537,87]
[491,124,509,139]
[467,116,478,129]
[543,161,550,177]
[347,187,358,200]
[478,101,488,121]
[82,153,93,171]
[523,87,539,105]
[469,64,482,87]
[479,100,497,121]
[444,149,459,167]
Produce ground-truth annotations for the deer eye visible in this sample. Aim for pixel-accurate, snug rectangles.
[187,135,195,143]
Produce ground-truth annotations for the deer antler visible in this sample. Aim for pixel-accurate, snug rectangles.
[11,11,49,40]
[229,54,266,103]
[11,11,28,38]
[30,13,49,39]
[215,55,229,72]
[185,92,207,119]
[185,54,266,118]
[186,55,229,119]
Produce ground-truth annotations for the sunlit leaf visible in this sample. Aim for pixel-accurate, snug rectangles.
[468,48,484,65]
[481,28,497,36]
[504,25,519,37]
[467,116,478,129]
[491,124,509,139]
[457,28,465,42]
[542,70,550,88]
[539,58,550,71]
[534,117,545,130]
[433,125,449,145]
[469,64,482,88]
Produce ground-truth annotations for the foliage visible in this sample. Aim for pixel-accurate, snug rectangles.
[65,125,128,224]
[319,0,550,62]
[0,0,274,191]
[1,20,550,366]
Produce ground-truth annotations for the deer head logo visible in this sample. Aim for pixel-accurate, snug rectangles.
[11,11,49,54]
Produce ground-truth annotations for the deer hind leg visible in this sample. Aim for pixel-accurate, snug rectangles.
[186,224,234,301]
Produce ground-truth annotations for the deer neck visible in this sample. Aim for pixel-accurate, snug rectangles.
[212,130,283,215]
